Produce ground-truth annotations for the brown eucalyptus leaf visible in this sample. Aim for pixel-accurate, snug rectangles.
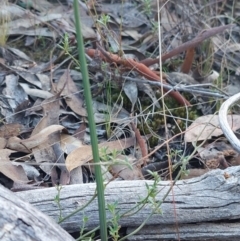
[7,47,33,62]
[57,70,87,116]
[0,149,29,183]
[123,80,138,110]
[14,70,42,88]
[0,123,24,138]
[30,94,68,181]
[0,3,25,20]
[7,12,62,33]
[109,155,143,180]
[36,73,51,91]
[31,94,61,137]
[7,136,30,153]
[33,145,56,168]
[0,137,7,149]
[137,83,160,108]
[31,127,60,179]
[19,0,53,12]
[65,95,87,117]
[66,137,135,172]
[53,142,70,185]
[73,123,87,141]
[181,169,209,179]
[185,115,240,142]
[69,166,83,185]
[3,74,28,110]
[101,3,149,28]
[60,134,83,154]
[67,4,96,39]
[21,125,65,149]
[160,7,179,32]
[31,148,58,184]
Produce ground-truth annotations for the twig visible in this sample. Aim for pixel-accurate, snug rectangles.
[86,48,191,106]
[130,122,148,166]
[140,24,235,66]
[121,76,228,99]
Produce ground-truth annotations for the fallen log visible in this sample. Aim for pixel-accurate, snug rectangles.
[127,223,240,241]
[1,166,240,240]
[0,184,75,241]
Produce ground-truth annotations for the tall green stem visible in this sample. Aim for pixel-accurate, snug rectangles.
[73,1,108,240]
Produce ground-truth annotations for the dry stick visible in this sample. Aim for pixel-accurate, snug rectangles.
[181,47,195,74]
[140,24,235,66]
[130,122,148,166]
[86,48,191,106]
[125,58,189,106]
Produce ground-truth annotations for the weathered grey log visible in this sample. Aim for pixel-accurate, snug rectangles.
[0,185,75,241]
[3,166,240,240]
[127,223,240,241]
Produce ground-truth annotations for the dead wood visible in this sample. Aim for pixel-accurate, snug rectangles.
[1,166,240,240]
[140,24,235,66]
[0,184,75,241]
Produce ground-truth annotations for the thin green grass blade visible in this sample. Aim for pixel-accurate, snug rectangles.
[73,1,108,240]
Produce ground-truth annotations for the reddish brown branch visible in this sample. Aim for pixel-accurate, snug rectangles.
[140,24,235,66]
[131,122,148,166]
[181,47,195,74]
[86,48,191,106]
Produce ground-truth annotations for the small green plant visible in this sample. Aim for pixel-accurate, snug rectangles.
[179,155,191,179]
[97,14,111,26]
[142,0,152,16]
[58,33,77,61]
[58,33,89,74]
[170,149,183,163]
[36,35,47,48]
[197,39,214,77]
[101,71,113,138]
[61,33,74,53]
[120,171,163,241]
[108,201,121,241]
[78,213,96,241]
[151,20,159,34]
[54,185,63,222]
[80,214,89,236]
[99,147,133,171]
[100,147,120,163]
[143,171,162,214]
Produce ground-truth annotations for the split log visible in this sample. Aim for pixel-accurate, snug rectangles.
[1,166,240,240]
[0,184,75,241]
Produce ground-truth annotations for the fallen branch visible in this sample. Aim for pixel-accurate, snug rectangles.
[140,24,235,65]
[131,121,148,166]
[0,184,75,241]
[86,47,191,106]
[7,166,240,240]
